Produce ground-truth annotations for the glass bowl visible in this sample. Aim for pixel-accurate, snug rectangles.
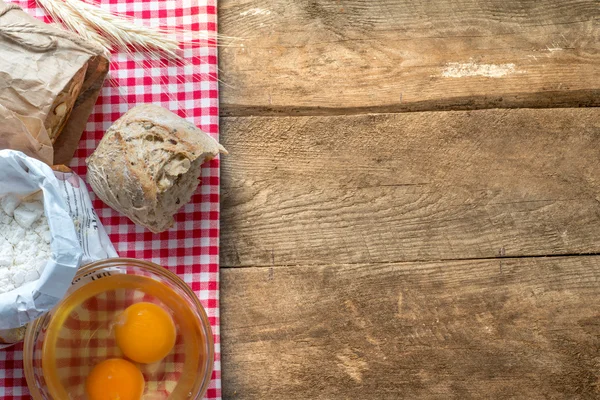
[24,258,214,400]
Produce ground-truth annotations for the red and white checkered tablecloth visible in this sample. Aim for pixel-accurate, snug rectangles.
[0,0,221,398]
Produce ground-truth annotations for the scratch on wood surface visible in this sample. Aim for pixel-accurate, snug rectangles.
[395,292,404,318]
[344,300,367,329]
[267,267,274,281]
[336,349,368,383]
[441,62,520,78]
[240,8,271,16]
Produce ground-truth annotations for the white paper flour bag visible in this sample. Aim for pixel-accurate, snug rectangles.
[52,167,118,265]
[0,150,118,338]
[0,150,82,330]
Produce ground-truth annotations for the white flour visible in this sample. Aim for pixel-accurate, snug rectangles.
[0,194,51,294]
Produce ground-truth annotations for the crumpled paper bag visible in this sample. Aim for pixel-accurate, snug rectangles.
[0,104,53,165]
[0,0,109,165]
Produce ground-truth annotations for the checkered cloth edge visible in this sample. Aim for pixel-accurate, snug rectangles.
[0,0,221,398]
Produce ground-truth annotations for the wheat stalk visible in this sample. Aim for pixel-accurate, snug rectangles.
[36,0,110,51]
[83,0,231,45]
[36,0,186,58]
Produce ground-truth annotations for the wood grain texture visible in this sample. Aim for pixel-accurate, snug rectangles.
[219,0,600,115]
[221,256,600,399]
[220,108,600,267]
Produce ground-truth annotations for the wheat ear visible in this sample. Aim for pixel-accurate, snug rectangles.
[36,0,110,51]
[36,0,182,58]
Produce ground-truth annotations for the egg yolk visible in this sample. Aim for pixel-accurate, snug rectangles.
[86,358,144,400]
[115,302,176,364]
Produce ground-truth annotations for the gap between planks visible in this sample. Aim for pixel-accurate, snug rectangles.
[221,251,600,269]
[221,90,600,117]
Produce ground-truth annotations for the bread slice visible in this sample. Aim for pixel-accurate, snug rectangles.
[45,63,88,143]
[86,104,227,233]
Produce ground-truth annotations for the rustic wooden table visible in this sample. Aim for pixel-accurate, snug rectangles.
[218,1,600,398]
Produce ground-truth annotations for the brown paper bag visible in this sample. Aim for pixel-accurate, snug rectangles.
[0,1,109,165]
[0,104,53,165]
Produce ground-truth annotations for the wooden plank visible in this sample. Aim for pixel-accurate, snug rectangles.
[220,108,600,267]
[219,0,600,115]
[221,256,600,399]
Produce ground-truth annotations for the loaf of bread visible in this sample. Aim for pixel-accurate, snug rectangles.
[86,105,227,233]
